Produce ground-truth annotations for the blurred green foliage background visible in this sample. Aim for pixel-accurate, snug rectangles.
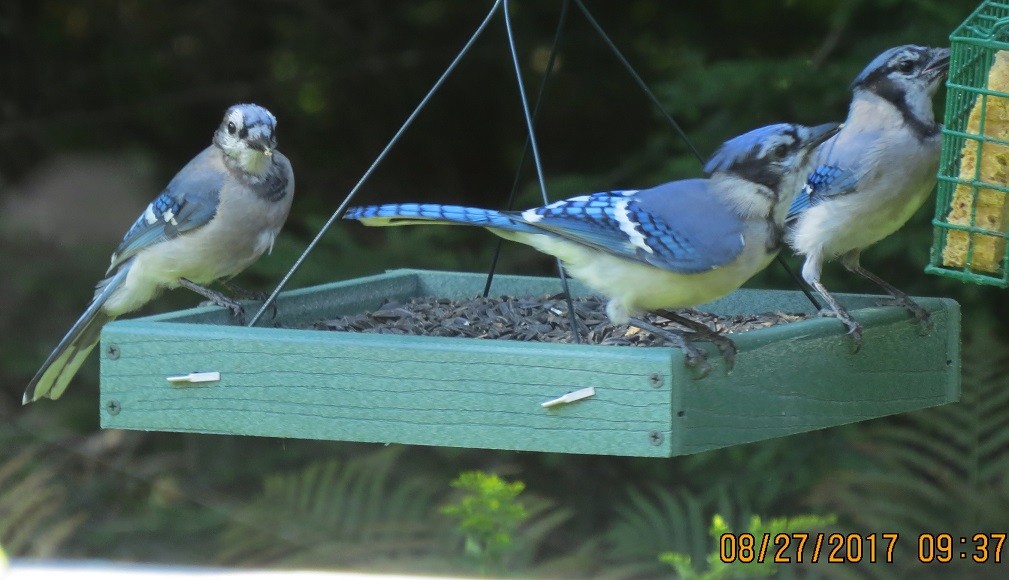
[2,0,1007,576]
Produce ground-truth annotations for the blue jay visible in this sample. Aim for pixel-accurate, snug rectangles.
[786,45,949,348]
[24,103,295,404]
[345,122,839,373]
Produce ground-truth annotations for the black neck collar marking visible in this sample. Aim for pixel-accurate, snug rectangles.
[869,81,939,139]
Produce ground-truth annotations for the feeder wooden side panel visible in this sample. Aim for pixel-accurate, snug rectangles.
[98,270,961,457]
[681,298,960,454]
[99,323,678,457]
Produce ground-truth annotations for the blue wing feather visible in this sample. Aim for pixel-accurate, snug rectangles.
[511,181,744,273]
[786,131,875,223]
[514,190,640,254]
[108,148,224,272]
[630,180,744,272]
[785,163,859,223]
[345,183,745,275]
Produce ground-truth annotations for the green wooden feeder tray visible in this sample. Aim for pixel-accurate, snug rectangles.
[99,269,960,457]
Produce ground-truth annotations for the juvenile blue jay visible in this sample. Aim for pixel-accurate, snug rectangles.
[24,103,295,404]
[345,122,839,372]
[786,45,949,348]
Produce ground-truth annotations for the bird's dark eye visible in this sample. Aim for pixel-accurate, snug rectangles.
[772,144,789,159]
[227,121,237,135]
[897,59,915,74]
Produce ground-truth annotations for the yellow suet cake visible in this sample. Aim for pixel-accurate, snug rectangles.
[943,50,1009,273]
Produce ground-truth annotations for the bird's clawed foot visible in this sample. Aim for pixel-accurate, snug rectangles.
[629,317,712,377]
[816,307,863,352]
[221,281,278,321]
[875,296,933,335]
[672,335,713,378]
[629,316,737,378]
[203,294,246,324]
[653,309,737,371]
[676,337,713,378]
[179,278,247,324]
[704,332,737,370]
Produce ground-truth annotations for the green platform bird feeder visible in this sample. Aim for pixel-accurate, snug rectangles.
[97,2,962,457]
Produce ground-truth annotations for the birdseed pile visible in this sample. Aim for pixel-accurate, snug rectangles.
[307,294,811,347]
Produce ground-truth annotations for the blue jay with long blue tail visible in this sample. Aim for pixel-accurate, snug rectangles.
[345,122,838,372]
[23,103,295,404]
[786,45,949,349]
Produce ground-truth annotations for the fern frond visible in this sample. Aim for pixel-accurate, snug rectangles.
[602,485,736,578]
[217,447,444,568]
[815,326,1009,577]
[0,447,83,557]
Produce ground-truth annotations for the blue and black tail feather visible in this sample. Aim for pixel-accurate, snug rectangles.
[344,203,540,234]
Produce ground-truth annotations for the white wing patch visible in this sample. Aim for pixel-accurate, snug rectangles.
[614,200,652,254]
[143,205,158,225]
[162,208,178,226]
[521,208,543,223]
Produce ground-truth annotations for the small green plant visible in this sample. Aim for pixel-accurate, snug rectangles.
[660,513,837,579]
[441,471,530,572]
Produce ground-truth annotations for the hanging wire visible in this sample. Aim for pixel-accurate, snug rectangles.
[501,0,582,343]
[247,0,504,327]
[482,0,570,299]
[250,0,820,327]
[572,0,703,165]
[571,0,822,311]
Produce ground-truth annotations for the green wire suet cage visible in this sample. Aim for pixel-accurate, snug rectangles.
[929,0,1009,286]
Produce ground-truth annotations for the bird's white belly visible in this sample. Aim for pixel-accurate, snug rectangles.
[513,232,774,323]
[790,135,939,260]
[792,178,934,260]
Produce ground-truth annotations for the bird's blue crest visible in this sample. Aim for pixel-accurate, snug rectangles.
[703,123,794,174]
[228,103,277,130]
[850,45,925,89]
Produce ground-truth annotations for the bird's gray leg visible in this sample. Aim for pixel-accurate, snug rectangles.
[653,309,737,371]
[839,251,931,333]
[628,316,712,378]
[179,278,245,322]
[802,253,863,351]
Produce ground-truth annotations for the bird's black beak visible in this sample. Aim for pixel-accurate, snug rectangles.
[807,122,842,150]
[925,47,951,80]
[249,137,275,156]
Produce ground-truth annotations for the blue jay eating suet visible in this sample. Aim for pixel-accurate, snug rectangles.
[24,103,295,404]
[786,45,949,348]
[345,122,839,373]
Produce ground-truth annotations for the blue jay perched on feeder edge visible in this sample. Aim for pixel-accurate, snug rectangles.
[24,103,295,404]
[345,122,839,374]
[786,45,949,349]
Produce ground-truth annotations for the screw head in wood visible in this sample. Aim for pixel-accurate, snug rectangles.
[105,400,122,415]
[648,430,664,446]
[106,344,120,360]
[649,372,663,388]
